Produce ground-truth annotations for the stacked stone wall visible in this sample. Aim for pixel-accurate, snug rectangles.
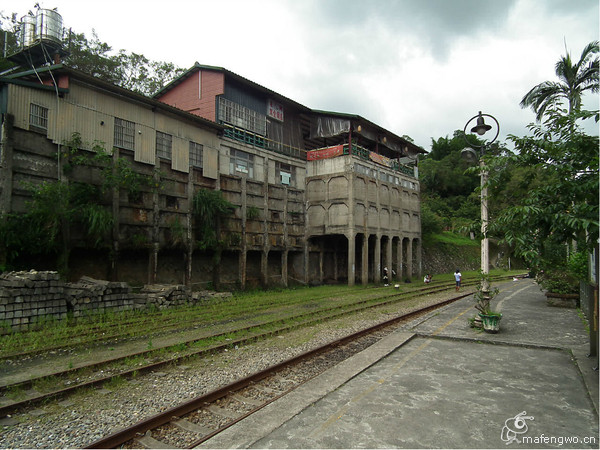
[64,276,135,317]
[0,271,66,332]
[0,271,232,333]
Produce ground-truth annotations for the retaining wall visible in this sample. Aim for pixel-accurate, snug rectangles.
[0,270,231,333]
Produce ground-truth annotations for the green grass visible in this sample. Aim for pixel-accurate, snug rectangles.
[0,274,524,357]
[429,231,480,246]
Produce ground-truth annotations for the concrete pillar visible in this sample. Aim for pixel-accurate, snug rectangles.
[240,176,247,289]
[361,233,369,286]
[184,158,194,288]
[282,249,288,288]
[319,240,324,284]
[415,238,422,278]
[396,237,403,282]
[374,234,381,283]
[0,114,14,215]
[282,187,289,287]
[239,249,247,290]
[406,237,413,281]
[261,250,268,287]
[303,238,310,285]
[149,166,161,284]
[386,236,393,282]
[347,232,356,286]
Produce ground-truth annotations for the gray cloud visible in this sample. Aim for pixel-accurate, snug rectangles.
[295,0,517,60]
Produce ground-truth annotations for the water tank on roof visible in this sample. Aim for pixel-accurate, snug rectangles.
[35,8,63,44]
[18,15,36,49]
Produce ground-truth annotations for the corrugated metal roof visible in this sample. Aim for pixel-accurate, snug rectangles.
[1,64,224,134]
[156,64,426,155]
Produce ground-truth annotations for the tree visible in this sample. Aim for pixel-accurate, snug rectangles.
[0,13,184,96]
[113,51,185,96]
[419,130,493,234]
[62,30,122,84]
[520,41,599,121]
[488,107,599,270]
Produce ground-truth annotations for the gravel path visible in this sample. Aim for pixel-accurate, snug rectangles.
[0,291,467,449]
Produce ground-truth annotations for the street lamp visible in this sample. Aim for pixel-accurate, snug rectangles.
[461,111,499,294]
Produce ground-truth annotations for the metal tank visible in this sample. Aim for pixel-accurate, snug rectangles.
[18,15,36,49]
[35,9,63,44]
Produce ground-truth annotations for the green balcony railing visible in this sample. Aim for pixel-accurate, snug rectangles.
[222,124,305,160]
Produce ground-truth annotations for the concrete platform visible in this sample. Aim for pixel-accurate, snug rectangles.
[197,279,599,449]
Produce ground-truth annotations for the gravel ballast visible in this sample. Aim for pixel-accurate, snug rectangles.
[0,292,461,449]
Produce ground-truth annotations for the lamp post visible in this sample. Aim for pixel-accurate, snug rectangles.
[461,111,499,295]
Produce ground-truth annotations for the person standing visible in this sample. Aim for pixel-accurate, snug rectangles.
[454,269,462,291]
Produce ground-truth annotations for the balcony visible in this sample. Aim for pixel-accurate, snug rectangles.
[307,143,418,179]
[222,124,305,160]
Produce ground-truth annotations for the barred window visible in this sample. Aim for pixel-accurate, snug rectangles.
[189,141,203,168]
[30,103,48,130]
[230,148,254,178]
[156,131,172,160]
[218,97,267,136]
[114,117,135,150]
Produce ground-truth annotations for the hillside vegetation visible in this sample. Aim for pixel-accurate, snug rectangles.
[421,232,527,277]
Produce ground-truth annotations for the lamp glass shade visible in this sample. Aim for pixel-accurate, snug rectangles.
[471,114,492,135]
[461,148,478,163]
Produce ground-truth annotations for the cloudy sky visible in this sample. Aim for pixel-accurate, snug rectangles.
[5,0,599,150]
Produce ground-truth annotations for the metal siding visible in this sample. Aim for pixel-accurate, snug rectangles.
[8,84,35,130]
[203,146,218,179]
[135,123,156,165]
[50,100,114,152]
[7,80,220,171]
[172,136,189,173]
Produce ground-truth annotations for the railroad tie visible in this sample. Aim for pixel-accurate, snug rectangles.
[207,404,239,420]
[134,430,175,449]
[251,385,284,395]
[172,418,213,435]
[232,393,263,407]
[272,375,292,385]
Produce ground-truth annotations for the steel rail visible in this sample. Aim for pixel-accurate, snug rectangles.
[2,277,518,418]
[85,292,472,449]
[0,283,378,360]
[0,279,475,395]
[0,284,473,418]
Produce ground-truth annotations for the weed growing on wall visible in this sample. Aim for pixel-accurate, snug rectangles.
[0,132,157,275]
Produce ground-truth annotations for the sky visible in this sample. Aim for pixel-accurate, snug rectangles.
[4,0,599,151]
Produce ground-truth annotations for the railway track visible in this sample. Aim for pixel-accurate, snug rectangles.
[1,279,475,362]
[0,283,382,359]
[85,292,471,448]
[0,280,484,418]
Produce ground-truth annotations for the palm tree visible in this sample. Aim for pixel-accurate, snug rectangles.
[520,40,599,121]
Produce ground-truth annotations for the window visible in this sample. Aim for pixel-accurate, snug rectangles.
[166,195,179,209]
[114,117,135,150]
[218,97,267,136]
[30,103,48,131]
[276,162,294,186]
[156,131,172,160]
[189,141,203,168]
[230,149,254,178]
